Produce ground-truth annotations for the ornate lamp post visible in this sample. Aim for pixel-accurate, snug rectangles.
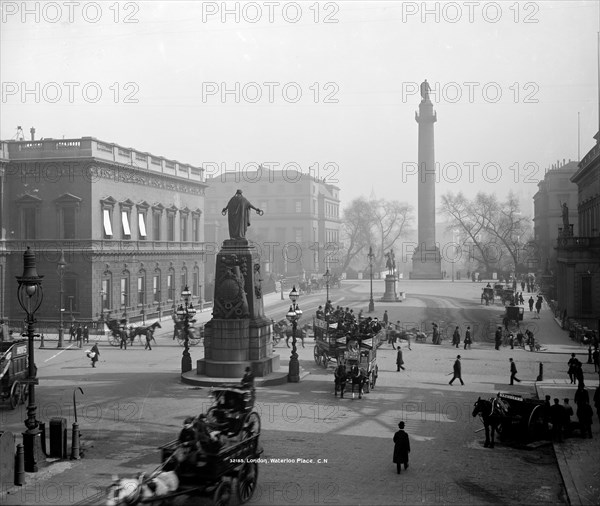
[178,285,196,373]
[16,247,44,472]
[368,246,375,313]
[323,268,331,303]
[286,285,302,383]
[57,250,67,348]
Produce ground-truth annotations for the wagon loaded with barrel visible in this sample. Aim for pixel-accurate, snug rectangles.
[105,384,262,506]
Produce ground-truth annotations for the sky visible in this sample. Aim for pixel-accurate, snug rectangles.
[1,0,599,219]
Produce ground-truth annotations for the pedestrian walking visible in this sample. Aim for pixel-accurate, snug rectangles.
[576,399,594,438]
[594,386,600,423]
[82,325,89,344]
[495,326,502,351]
[534,296,542,318]
[87,343,100,367]
[396,348,405,371]
[463,326,472,350]
[392,421,410,474]
[549,398,565,443]
[452,326,460,348]
[567,353,579,384]
[574,361,585,387]
[528,296,534,312]
[574,384,589,407]
[563,398,574,438]
[69,323,75,342]
[144,330,153,350]
[509,358,521,384]
[432,323,440,345]
[521,280,525,292]
[449,355,464,385]
[76,324,83,348]
[508,333,514,349]
[519,293,525,305]
[383,310,389,327]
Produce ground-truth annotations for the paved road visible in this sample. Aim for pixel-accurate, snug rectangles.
[1,279,597,505]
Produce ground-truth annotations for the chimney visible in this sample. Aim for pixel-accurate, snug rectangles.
[30,127,35,141]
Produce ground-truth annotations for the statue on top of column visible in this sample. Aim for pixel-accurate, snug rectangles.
[420,79,431,101]
[221,189,264,240]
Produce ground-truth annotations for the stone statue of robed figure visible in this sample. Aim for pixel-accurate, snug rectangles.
[221,189,264,240]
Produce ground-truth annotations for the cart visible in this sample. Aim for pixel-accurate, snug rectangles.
[494,393,546,441]
[313,317,346,368]
[504,305,524,331]
[0,339,29,409]
[106,385,262,506]
[500,289,516,306]
[481,287,495,305]
[174,320,203,347]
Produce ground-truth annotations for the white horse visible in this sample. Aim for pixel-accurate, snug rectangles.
[106,470,179,506]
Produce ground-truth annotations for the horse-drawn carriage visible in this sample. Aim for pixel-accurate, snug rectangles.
[0,339,29,409]
[481,287,495,305]
[472,392,546,448]
[313,317,345,367]
[500,289,516,306]
[503,305,524,331]
[173,319,203,347]
[272,318,311,348]
[106,384,261,506]
[105,319,162,347]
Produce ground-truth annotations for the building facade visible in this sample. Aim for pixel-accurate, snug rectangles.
[533,160,578,274]
[204,169,342,291]
[555,140,600,330]
[0,136,207,328]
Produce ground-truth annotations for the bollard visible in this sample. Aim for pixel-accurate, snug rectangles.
[536,362,544,382]
[39,422,48,457]
[14,444,24,485]
[70,423,80,460]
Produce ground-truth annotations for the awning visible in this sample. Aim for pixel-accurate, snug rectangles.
[103,209,113,236]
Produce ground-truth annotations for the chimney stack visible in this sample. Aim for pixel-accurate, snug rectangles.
[30,127,35,141]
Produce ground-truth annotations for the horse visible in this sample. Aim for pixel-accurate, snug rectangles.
[348,364,367,399]
[334,363,347,398]
[472,397,506,448]
[285,323,312,348]
[106,470,179,506]
[129,322,161,345]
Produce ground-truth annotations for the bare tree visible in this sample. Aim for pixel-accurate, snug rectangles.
[340,197,376,272]
[371,199,413,268]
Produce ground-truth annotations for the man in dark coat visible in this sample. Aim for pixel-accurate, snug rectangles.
[549,398,565,443]
[574,384,589,407]
[576,399,594,438]
[432,323,440,345]
[463,327,472,350]
[396,348,405,371]
[452,327,460,348]
[495,327,502,350]
[509,358,521,385]
[393,421,410,474]
[528,296,534,312]
[567,354,579,384]
[449,355,464,385]
[88,343,100,367]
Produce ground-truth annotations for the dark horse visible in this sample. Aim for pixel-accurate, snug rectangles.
[334,363,347,398]
[129,322,161,344]
[472,397,506,448]
[285,323,311,348]
[348,364,367,399]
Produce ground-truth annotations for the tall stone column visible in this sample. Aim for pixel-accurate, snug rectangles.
[411,80,442,279]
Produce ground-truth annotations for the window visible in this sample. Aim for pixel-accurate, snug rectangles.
[120,277,129,308]
[295,200,302,213]
[22,207,37,239]
[103,209,113,238]
[137,276,145,305]
[138,212,147,239]
[180,214,188,242]
[181,271,187,291]
[121,211,131,238]
[64,277,78,313]
[192,214,200,242]
[167,273,174,300]
[167,213,175,241]
[193,270,199,297]
[153,274,160,302]
[294,228,303,244]
[153,210,162,240]
[62,207,76,239]
[101,278,111,310]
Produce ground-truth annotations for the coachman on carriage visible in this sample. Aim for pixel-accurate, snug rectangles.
[106,383,261,506]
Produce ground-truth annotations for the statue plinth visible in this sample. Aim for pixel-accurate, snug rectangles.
[381,275,402,302]
[196,239,280,378]
[410,245,442,280]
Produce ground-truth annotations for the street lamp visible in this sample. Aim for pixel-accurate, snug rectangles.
[57,250,67,348]
[323,268,331,303]
[178,285,196,373]
[16,247,44,472]
[286,285,303,383]
[368,246,375,313]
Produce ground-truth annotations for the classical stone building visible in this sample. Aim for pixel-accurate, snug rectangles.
[0,136,207,328]
[555,138,600,330]
[204,169,342,291]
[533,160,578,274]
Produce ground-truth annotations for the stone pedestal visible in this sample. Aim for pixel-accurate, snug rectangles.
[410,245,442,280]
[381,275,401,302]
[196,239,280,378]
